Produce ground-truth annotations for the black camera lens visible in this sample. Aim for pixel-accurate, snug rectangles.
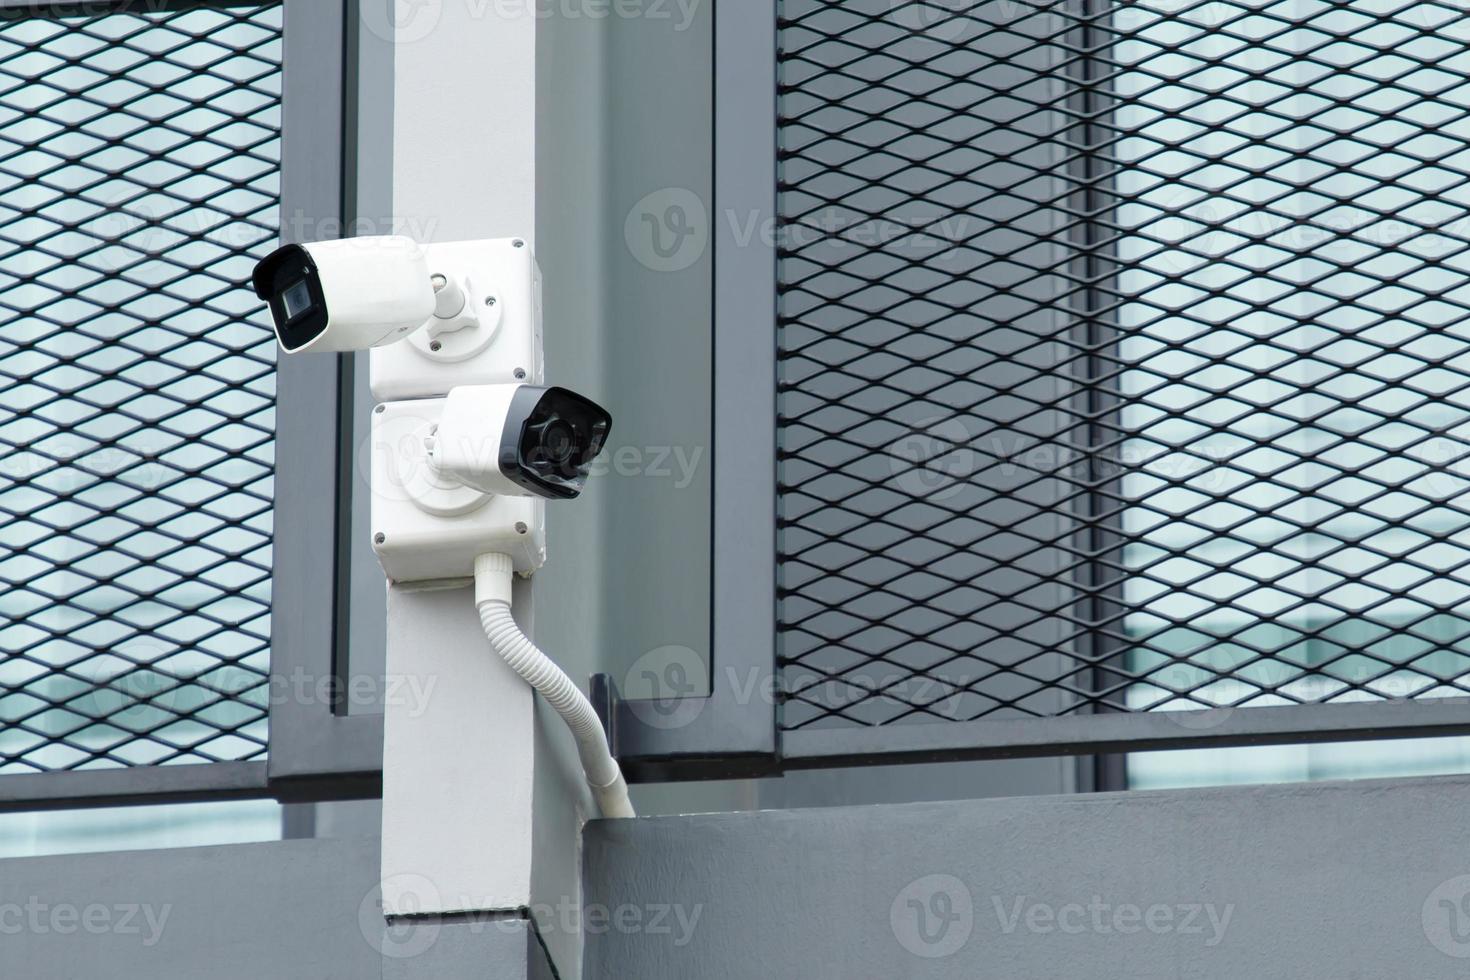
[281,278,313,322]
[498,386,613,499]
[540,418,577,468]
[252,243,328,351]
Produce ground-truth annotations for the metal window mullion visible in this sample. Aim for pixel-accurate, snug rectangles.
[605,0,781,781]
[1076,0,1130,791]
[265,0,383,800]
[1059,0,1126,758]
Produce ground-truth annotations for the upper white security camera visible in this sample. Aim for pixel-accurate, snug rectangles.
[251,236,437,354]
[252,235,540,405]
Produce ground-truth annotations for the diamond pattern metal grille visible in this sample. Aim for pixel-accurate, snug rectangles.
[0,2,282,772]
[776,0,1470,730]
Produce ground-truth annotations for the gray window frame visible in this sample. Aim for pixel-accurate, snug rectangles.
[603,0,782,781]
[0,0,374,810]
[265,0,382,802]
[603,0,1470,782]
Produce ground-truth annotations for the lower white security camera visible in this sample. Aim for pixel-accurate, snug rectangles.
[429,384,612,500]
[370,384,611,583]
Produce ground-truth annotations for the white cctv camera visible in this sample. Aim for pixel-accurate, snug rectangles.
[428,384,612,500]
[252,235,541,402]
[370,384,612,582]
[251,236,438,353]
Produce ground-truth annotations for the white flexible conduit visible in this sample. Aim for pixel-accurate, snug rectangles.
[473,553,635,819]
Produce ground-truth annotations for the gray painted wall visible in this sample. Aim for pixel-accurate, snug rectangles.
[584,773,1470,978]
[380,919,553,980]
[532,0,711,700]
[0,837,555,979]
[596,0,714,697]
[0,837,375,978]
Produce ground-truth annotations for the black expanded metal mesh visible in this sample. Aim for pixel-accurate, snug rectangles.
[776,0,1470,730]
[0,2,282,771]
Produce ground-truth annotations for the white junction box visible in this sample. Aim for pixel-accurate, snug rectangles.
[370,237,545,402]
[369,397,547,582]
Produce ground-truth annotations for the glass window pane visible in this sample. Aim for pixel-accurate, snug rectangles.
[0,3,283,775]
[1116,0,1470,785]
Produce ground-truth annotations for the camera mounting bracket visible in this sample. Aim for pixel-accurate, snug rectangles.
[368,397,547,582]
[370,238,543,402]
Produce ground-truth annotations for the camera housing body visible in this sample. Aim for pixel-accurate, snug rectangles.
[252,236,435,353]
[430,384,612,500]
[252,237,542,400]
[369,397,547,583]
[371,384,611,582]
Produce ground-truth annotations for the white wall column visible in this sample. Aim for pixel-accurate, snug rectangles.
[376,2,592,976]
